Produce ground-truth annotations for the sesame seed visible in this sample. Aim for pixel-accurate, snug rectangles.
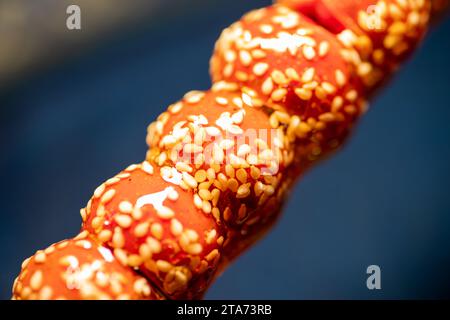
[269,114,278,129]
[59,255,78,268]
[206,249,219,262]
[150,223,163,240]
[215,96,229,106]
[182,172,198,189]
[302,46,316,60]
[301,67,315,83]
[254,181,264,196]
[285,68,300,81]
[238,204,247,220]
[191,194,202,213]
[193,170,206,183]
[274,110,290,123]
[98,229,113,242]
[224,50,236,63]
[228,124,244,135]
[156,260,172,273]
[260,24,273,34]
[183,144,203,154]
[205,229,217,244]
[34,251,46,264]
[147,237,162,253]
[198,181,211,190]
[127,255,142,267]
[261,77,274,95]
[239,50,252,66]
[75,230,89,240]
[250,166,261,180]
[318,41,330,57]
[206,126,221,136]
[100,189,116,204]
[344,105,357,114]
[335,69,346,87]
[57,241,69,249]
[271,88,287,102]
[112,228,125,248]
[39,286,53,300]
[199,189,213,201]
[242,92,253,106]
[138,244,152,260]
[125,164,139,172]
[142,161,154,175]
[251,49,267,59]
[237,183,251,198]
[407,11,420,26]
[132,207,143,220]
[207,168,216,181]
[114,215,132,229]
[168,189,179,201]
[134,222,149,238]
[96,204,105,217]
[319,112,336,122]
[253,62,269,76]
[105,177,120,185]
[322,82,336,94]
[220,139,235,150]
[389,21,407,35]
[170,219,183,236]
[185,229,198,242]
[174,270,189,286]
[332,96,344,112]
[202,200,212,214]
[156,206,175,219]
[94,184,105,199]
[303,80,318,90]
[211,188,220,207]
[184,91,205,104]
[75,240,92,249]
[186,243,203,255]
[175,162,192,173]
[294,88,312,100]
[225,164,235,178]
[357,62,372,76]
[223,64,234,77]
[91,217,104,230]
[30,270,43,291]
[232,96,244,108]
[345,90,358,102]
[228,179,239,193]
[237,144,251,157]
[212,207,221,222]
[118,201,133,214]
[113,249,127,266]
[168,102,183,114]
[236,168,248,183]
[271,70,288,85]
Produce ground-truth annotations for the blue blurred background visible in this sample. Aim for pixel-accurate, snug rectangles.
[1,0,450,299]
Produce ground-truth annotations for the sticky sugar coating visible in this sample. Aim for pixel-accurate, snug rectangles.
[278,0,431,89]
[81,163,224,299]
[146,84,297,227]
[145,83,300,265]
[12,235,162,300]
[210,5,366,124]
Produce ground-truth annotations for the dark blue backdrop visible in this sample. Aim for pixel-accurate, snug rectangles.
[1,0,450,299]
